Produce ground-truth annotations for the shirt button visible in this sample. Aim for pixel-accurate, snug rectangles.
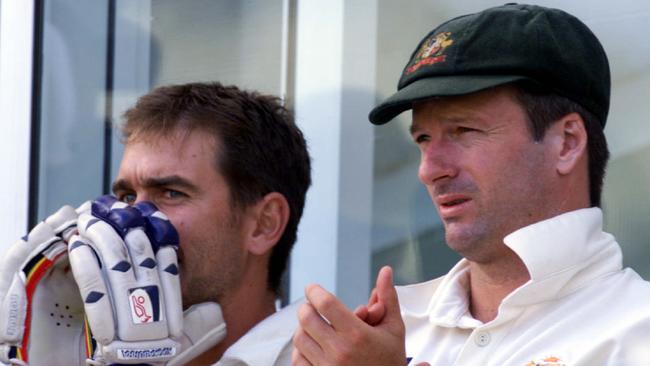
[475,331,491,347]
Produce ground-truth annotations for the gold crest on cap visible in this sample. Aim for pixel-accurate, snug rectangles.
[406,32,454,74]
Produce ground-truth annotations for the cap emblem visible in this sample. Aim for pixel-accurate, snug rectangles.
[406,32,454,74]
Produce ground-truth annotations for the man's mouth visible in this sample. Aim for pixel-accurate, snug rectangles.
[441,198,470,207]
[436,195,472,218]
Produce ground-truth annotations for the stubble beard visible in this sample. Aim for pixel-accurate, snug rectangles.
[443,180,550,264]
[443,217,494,262]
[179,220,246,309]
[180,249,245,309]
[431,180,493,259]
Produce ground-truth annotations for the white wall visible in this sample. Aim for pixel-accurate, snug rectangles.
[0,1,33,251]
[290,0,376,307]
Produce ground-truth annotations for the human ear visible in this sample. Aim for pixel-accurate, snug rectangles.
[246,192,290,255]
[552,112,588,175]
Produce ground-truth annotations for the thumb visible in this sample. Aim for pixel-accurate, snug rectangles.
[415,363,431,366]
[375,266,401,325]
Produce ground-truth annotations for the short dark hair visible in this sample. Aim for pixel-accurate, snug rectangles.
[512,83,609,207]
[122,82,311,295]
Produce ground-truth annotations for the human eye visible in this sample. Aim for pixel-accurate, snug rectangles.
[412,133,430,144]
[456,126,478,134]
[449,126,482,140]
[116,192,137,205]
[163,189,187,200]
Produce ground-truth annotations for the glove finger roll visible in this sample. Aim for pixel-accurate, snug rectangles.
[156,247,182,339]
[68,235,115,345]
[0,222,59,299]
[136,203,182,339]
[124,229,159,286]
[44,204,79,241]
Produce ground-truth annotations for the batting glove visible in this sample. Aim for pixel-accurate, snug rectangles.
[0,202,91,366]
[69,195,226,365]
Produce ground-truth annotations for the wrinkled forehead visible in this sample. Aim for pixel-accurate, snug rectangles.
[121,129,223,181]
[125,125,218,152]
[118,127,223,181]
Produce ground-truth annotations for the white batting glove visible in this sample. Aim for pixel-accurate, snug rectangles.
[69,195,226,365]
[0,202,91,366]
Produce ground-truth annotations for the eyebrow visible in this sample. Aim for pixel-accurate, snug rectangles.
[409,115,476,135]
[409,123,421,136]
[111,175,200,194]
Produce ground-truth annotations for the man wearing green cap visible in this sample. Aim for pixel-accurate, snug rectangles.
[293,4,650,365]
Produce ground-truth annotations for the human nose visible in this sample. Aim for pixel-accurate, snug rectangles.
[132,191,152,205]
[417,140,457,185]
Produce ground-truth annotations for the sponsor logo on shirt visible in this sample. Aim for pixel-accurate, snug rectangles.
[525,356,566,366]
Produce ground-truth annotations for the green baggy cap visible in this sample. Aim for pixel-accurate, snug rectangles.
[369,3,610,127]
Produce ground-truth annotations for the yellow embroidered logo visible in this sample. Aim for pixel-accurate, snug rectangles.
[406,31,454,74]
[525,356,566,366]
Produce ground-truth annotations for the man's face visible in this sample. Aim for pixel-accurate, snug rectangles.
[411,87,556,263]
[113,129,247,308]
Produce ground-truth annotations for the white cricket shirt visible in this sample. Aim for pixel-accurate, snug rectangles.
[214,300,301,366]
[397,208,650,365]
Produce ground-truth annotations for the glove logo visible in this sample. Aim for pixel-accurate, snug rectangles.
[132,293,152,323]
[118,346,176,360]
[128,286,161,324]
[6,294,20,337]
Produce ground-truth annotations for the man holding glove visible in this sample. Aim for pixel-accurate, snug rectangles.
[0,81,312,366]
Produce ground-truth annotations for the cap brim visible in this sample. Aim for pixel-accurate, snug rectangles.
[368,74,528,125]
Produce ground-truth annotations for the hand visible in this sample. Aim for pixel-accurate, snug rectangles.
[0,202,90,366]
[292,266,407,366]
[352,278,431,366]
[69,195,226,365]
[353,287,385,327]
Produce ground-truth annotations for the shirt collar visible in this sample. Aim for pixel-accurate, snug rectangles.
[428,263,483,329]
[398,260,482,329]
[504,207,612,280]
[400,208,622,327]
[502,207,621,306]
[218,299,302,365]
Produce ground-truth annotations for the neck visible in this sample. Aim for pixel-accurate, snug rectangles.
[467,247,530,323]
[186,260,277,365]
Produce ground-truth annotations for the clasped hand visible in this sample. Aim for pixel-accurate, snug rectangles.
[292,266,429,366]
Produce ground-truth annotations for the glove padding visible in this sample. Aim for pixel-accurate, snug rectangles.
[0,202,91,366]
[69,195,226,365]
